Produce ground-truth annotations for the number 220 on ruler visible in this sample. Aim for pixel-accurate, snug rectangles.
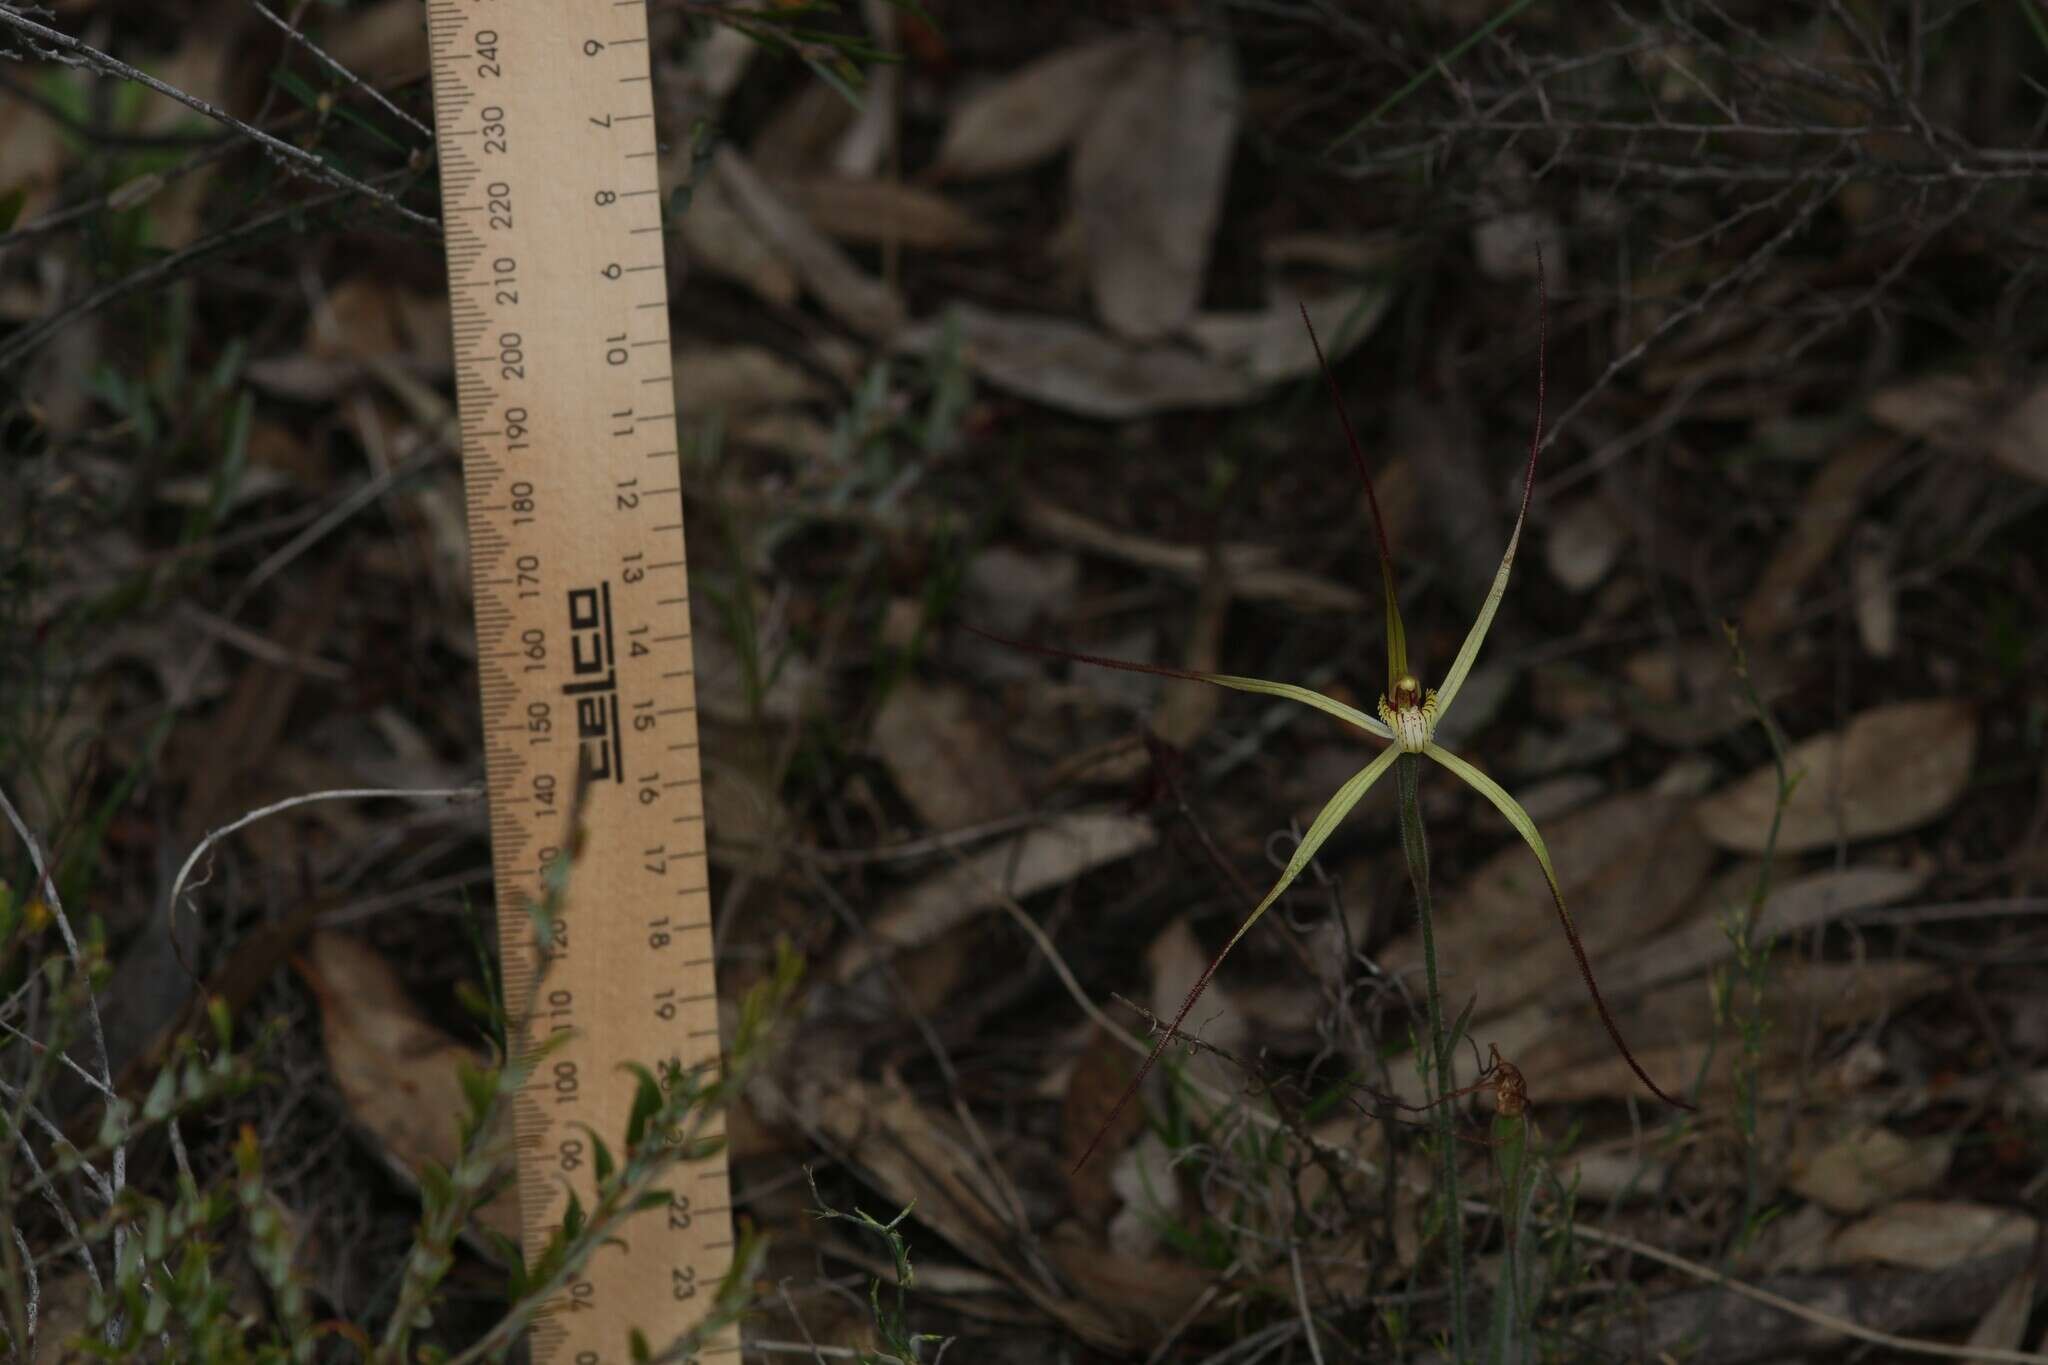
[425,2,735,1360]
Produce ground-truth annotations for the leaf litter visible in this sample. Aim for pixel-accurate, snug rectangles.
[15,3,2048,1359]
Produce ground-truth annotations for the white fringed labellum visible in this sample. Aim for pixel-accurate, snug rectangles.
[1379,674,1440,754]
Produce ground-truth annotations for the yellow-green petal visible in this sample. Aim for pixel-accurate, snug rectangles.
[1202,672,1395,740]
[1421,741,1695,1112]
[1432,516,1521,721]
[1216,744,1401,959]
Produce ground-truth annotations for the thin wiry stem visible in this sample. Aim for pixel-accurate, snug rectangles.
[247,0,433,143]
[0,173,424,374]
[0,8,437,232]
[0,783,124,1342]
[167,787,481,968]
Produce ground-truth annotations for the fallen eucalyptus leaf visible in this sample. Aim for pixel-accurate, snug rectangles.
[831,813,1156,981]
[296,932,517,1245]
[871,678,1026,830]
[931,35,1145,180]
[1072,34,1239,340]
[1831,1201,2033,1271]
[1786,1122,1953,1215]
[902,303,1255,420]
[1694,699,1977,854]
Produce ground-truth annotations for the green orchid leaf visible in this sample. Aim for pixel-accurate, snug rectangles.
[1435,251,1547,720]
[1201,672,1394,740]
[1069,741,1399,1173]
[1422,741,1694,1111]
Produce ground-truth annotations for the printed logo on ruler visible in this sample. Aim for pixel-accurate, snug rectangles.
[424,2,734,1360]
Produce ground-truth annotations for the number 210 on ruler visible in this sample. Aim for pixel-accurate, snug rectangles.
[424,2,735,1360]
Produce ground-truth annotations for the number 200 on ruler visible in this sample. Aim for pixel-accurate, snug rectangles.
[424,3,735,1360]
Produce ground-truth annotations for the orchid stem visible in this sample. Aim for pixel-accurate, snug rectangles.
[1396,751,1466,1357]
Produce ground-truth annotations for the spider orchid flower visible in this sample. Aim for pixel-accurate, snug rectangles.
[970,257,1693,1173]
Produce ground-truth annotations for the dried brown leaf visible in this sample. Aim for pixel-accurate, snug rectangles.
[871,678,1026,830]
[1379,790,1714,1021]
[1017,495,1363,611]
[1062,1027,1146,1223]
[714,147,906,339]
[830,813,1156,981]
[1850,521,1898,657]
[903,302,1256,420]
[1966,1265,2040,1358]
[1071,35,1239,340]
[1184,285,1393,387]
[1620,635,1794,747]
[811,1077,1129,1347]
[931,36,1146,180]
[1786,1122,1953,1215]
[296,932,517,1244]
[1514,959,1943,1106]
[1831,1201,2034,1271]
[1041,1223,1218,1343]
[1695,699,1977,854]
[1988,379,2048,486]
[749,78,857,179]
[772,176,995,251]
[1738,434,1896,641]
[320,0,429,81]
[1868,371,1988,446]
[673,167,801,308]
[1543,494,1627,593]
[672,344,823,415]
[1594,864,1927,1003]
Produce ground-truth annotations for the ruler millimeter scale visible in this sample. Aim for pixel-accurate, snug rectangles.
[424,4,733,1360]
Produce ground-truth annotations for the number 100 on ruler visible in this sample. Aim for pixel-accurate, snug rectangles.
[424,2,735,1361]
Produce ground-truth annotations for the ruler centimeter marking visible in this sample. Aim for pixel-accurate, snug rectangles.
[424,4,735,1360]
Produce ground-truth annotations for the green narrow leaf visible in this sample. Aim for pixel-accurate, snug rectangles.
[1422,742,1694,1111]
[624,1063,664,1149]
[561,1191,586,1241]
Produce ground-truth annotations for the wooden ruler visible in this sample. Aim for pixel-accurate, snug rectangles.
[424,4,734,1360]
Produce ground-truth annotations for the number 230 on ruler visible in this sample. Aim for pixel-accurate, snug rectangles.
[425,2,735,1360]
